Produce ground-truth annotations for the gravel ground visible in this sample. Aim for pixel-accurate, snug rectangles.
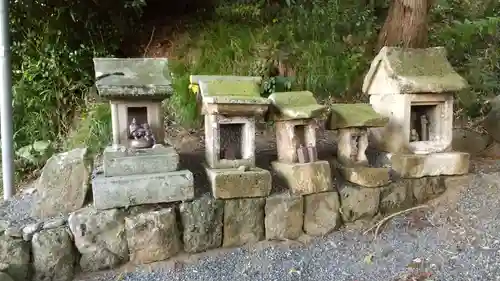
[71,160,500,281]
[2,159,500,281]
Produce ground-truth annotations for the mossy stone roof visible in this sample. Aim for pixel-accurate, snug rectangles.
[268,91,326,120]
[327,103,389,129]
[362,47,468,94]
[199,79,269,105]
[94,58,172,99]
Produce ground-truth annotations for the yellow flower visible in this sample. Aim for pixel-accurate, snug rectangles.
[188,83,200,94]
[272,18,278,23]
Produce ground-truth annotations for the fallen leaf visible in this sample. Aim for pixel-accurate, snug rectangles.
[363,253,374,264]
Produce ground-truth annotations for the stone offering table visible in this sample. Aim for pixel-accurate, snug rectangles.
[267,91,332,195]
[191,75,272,199]
[91,58,194,210]
[363,47,470,178]
[326,103,392,187]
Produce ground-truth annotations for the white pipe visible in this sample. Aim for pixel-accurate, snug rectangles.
[0,0,14,200]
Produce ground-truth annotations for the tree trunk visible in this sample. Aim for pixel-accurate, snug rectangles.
[376,0,434,51]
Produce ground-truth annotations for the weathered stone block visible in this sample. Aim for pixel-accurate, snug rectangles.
[125,208,181,264]
[391,152,470,178]
[68,208,129,272]
[303,191,341,236]
[103,145,179,177]
[264,193,303,240]
[206,167,271,199]
[339,166,391,188]
[32,227,77,281]
[32,148,91,218]
[379,181,416,214]
[92,170,194,209]
[0,272,14,281]
[0,235,31,281]
[223,198,265,247]
[272,161,332,195]
[180,195,224,253]
[339,185,380,222]
[411,176,446,203]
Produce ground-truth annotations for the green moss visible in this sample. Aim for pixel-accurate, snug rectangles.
[268,91,326,119]
[384,47,468,92]
[327,103,388,129]
[202,80,260,97]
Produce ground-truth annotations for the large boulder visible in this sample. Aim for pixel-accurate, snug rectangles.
[179,195,224,253]
[32,148,92,218]
[0,235,31,281]
[125,208,181,264]
[68,208,129,272]
[31,227,77,281]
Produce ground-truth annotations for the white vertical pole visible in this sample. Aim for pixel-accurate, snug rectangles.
[0,0,14,200]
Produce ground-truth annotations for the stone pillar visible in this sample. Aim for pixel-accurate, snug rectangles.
[110,101,120,147]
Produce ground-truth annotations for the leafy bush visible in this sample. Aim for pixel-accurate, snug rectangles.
[8,0,145,177]
[430,0,500,118]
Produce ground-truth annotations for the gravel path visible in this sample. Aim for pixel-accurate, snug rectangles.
[72,160,500,281]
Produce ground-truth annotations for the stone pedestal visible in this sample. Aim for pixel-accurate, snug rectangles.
[339,166,392,188]
[390,152,470,178]
[103,145,179,177]
[272,161,332,195]
[92,144,194,210]
[206,166,272,199]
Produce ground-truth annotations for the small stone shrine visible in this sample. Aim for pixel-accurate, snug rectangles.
[267,91,332,194]
[91,58,194,209]
[190,75,272,199]
[363,46,470,177]
[326,103,391,187]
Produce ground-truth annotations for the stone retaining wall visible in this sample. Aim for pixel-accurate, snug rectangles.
[0,172,466,281]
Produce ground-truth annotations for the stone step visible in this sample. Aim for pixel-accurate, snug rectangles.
[92,170,194,210]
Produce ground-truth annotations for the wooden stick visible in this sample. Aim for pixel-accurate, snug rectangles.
[363,205,431,240]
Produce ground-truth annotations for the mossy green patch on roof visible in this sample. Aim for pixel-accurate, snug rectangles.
[327,103,388,129]
[199,80,269,105]
[362,47,468,94]
[93,58,172,99]
[268,91,326,120]
[189,75,261,84]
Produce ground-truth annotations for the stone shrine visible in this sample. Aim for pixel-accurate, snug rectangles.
[326,103,391,187]
[363,47,470,177]
[267,91,332,195]
[190,75,272,199]
[91,58,194,209]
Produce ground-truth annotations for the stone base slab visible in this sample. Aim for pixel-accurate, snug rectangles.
[92,170,194,209]
[206,167,272,199]
[272,160,333,195]
[339,165,392,188]
[103,145,179,177]
[391,152,470,178]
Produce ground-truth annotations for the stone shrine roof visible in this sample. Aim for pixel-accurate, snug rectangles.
[199,79,270,105]
[362,47,468,94]
[267,91,326,120]
[93,58,172,99]
[326,103,389,129]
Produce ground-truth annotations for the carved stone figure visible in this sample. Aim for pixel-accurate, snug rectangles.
[128,118,155,148]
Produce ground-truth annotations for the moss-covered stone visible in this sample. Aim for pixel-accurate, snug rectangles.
[93,58,172,99]
[268,91,327,120]
[362,46,468,94]
[199,80,270,105]
[327,103,389,129]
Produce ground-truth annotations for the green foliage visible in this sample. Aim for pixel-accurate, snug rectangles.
[8,0,145,182]
[430,0,500,118]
